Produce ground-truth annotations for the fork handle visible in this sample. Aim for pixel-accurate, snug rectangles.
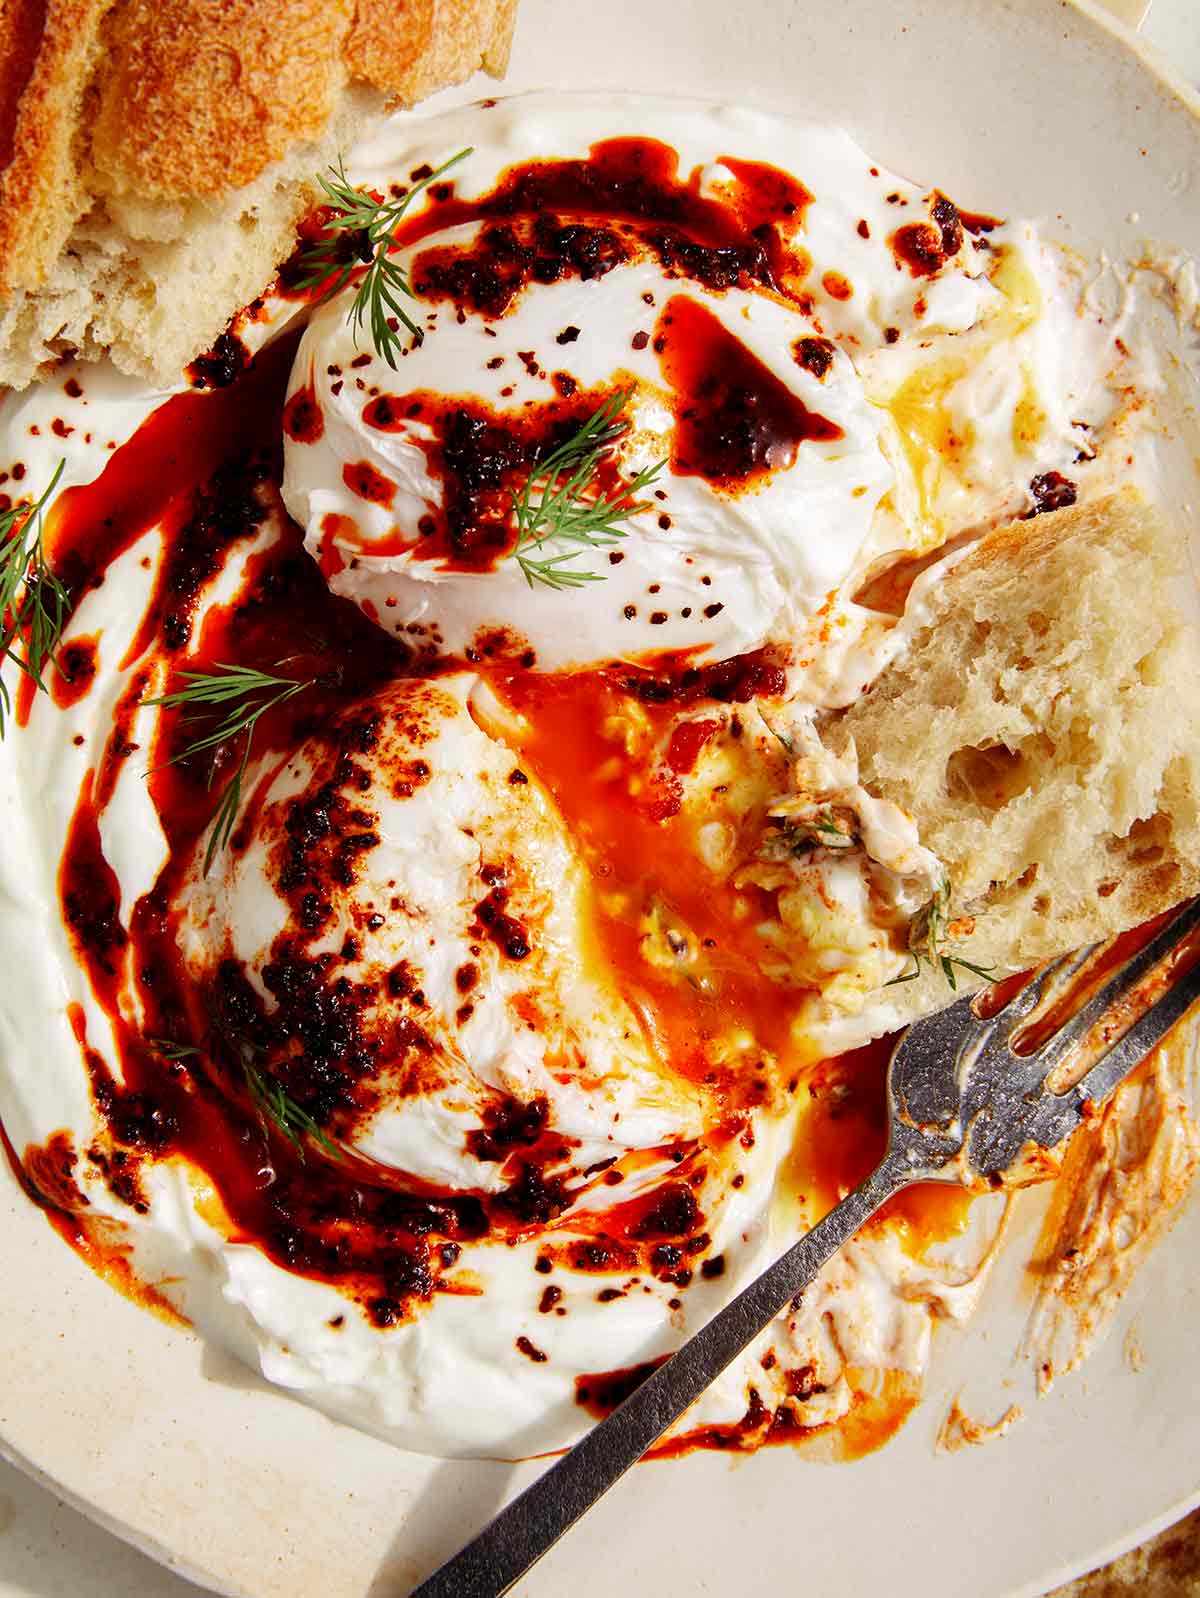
[410,1153,910,1598]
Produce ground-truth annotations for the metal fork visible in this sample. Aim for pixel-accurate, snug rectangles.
[411,899,1200,1598]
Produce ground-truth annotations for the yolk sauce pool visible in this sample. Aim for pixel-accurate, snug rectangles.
[494,665,808,1101]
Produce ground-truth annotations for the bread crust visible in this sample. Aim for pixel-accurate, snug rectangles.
[90,0,357,199]
[0,0,110,291]
[0,0,518,381]
[343,0,437,91]
[346,0,514,101]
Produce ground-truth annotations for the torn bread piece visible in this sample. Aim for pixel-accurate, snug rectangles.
[0,0,517,390]
[826,490,1200,1019]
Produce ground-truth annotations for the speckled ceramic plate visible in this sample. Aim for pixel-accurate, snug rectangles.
[2,1,1199,1593]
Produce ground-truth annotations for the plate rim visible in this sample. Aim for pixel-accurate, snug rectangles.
[1,1,1198,1594]
[1073,0,1200,117]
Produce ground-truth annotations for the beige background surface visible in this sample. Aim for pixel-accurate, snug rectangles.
[0,0,1197,1594]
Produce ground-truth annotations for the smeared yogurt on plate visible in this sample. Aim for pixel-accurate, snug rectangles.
[0,92,1181,1459]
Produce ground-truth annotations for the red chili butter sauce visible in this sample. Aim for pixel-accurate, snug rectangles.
[890,192,965,278]
[356,384,642,571]
[342,459,397,506]
[0,1118,187,1328]
[575,1356,918,1464]
[648,1372,920,1462]
[575,1357,669,1419]
[348,332,840,571]
[34,342,501,1328]
[654,295,842,489]
[959,209,1003,237]
[49,634,98,709]
[285,139,815,313]
[16,333,305,731]
[282,381,324,443]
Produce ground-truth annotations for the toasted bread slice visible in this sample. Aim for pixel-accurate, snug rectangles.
[829,490,1200,1000]
[0,0,517,389]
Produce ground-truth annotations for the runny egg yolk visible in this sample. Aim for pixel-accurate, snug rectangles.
[781,1043,974,1247]
[493,664,973,1245]
[494,667,802,1090]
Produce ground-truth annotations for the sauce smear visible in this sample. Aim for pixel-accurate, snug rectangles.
[655,295,842,490]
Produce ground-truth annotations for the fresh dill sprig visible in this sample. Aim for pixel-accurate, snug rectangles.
[145,663,312,873]
[759,802,859,864]
[295,147,472,368]
[150,1036,338,1162]
[761,717,795,757]
[244,1058,340,1162]
[149,1037,201,1061]
[0,459,68,735]
[784,807,858,855]
[888,874,994,992]
[510,390,666,591]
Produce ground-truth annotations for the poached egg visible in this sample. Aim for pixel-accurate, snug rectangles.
[280,96,997,671]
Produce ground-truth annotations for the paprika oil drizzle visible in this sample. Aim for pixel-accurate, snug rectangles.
[15,330,304,740]
[654,294,843,489]
[284,138,816,313]
[353,384,643,571]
